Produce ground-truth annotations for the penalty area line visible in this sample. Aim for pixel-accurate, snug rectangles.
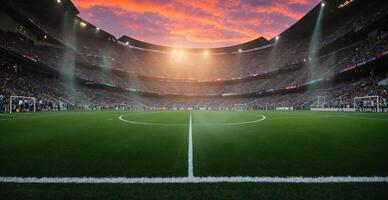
[0,176,387,184]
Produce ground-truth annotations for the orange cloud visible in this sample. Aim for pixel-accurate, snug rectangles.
[73,0,320,47]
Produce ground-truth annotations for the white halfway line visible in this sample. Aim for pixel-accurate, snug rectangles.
[0,176,387,184]
[188,111,193,177]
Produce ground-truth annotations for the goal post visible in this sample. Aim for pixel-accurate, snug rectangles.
[59,97,75,111]
[354,95,379,112]
[316,96,326,108]
[9,96,36,114]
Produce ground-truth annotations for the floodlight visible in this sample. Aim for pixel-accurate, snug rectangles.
[80,22,87,28]
[238,49,242,53]
[321,2,325,7]
[57,0,61,4]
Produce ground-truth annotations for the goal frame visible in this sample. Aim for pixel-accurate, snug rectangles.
[316,96,326,108]
[234,103,248,111]
[59,97,75,111]
[9,95,36,114]
[354,95,379,112]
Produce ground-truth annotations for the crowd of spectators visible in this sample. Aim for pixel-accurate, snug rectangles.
[1,62,387,112]
[3,0,387,81]
[309,75,388,110]
[1,27,386,97]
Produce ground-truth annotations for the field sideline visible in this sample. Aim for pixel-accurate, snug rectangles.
[0,110,387,199]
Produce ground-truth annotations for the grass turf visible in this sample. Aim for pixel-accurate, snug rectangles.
[193,111,388,176]
[0,110,387,199]
[1,183,388,200]
[0,111,189,177]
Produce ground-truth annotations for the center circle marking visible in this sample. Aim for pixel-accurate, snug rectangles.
[118,112,266,126]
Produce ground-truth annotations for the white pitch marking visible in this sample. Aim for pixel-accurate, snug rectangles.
[188,111,194,177]
[0,176,387,184]
[267,115,388,122]
[0,113,65,121]
[118,114,266,126]
[198,114,266,126]
[118,115,186,126]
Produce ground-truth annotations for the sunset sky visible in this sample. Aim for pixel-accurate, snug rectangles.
[73,0,321,48]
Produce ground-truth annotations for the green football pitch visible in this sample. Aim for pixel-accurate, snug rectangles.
[0,110,387,199]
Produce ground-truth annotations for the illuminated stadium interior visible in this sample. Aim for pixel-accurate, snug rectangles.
[0,0,387,199]
[0,0,387,109]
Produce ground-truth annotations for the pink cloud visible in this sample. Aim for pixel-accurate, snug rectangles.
[73,0,320,48]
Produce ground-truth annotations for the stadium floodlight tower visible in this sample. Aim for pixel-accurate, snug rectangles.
[308,2,325,65]
[9,96,36,114]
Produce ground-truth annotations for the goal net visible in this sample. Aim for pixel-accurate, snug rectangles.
[234,104,248,111]
[354,95,379,112]
[59,97,75,111]
[316,96,326,108]
[9,96,36,114]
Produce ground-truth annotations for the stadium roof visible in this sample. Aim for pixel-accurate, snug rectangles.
[116,0,350,53]
[118,35,270,54]
[9,0,79,15]
[5,0,365,53]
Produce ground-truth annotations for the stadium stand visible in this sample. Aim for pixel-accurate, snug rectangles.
[0,0,387,112]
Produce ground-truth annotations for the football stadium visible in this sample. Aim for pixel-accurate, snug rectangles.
[0,0,388,199]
